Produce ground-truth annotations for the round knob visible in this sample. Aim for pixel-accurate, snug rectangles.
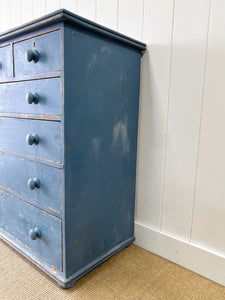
[29,227,41,240]
[26,92,39,104]
[27,177,40,190]
[25,49,39,63]
[26,133,39,145]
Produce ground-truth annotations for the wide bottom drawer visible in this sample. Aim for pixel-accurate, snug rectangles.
[0,191,62,271]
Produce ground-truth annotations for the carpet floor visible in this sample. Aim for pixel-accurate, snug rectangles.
[0,239,225,299]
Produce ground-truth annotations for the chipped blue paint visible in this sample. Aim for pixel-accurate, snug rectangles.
[0,9,146,289]
[64,23,142,281]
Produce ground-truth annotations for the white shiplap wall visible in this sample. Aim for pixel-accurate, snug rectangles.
[0,0,225,286]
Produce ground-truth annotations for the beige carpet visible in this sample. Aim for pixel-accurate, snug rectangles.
[0,239,225,300]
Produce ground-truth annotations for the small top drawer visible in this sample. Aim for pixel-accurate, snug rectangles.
[0,45,12,78]
[14,30,61,77]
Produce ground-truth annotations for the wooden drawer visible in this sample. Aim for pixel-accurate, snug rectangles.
[0,78,61,116]
[0,45,12,78]
[0,190,62,270]
[0,117,61,163]
[0,152,62,213]
[14,30,61,77]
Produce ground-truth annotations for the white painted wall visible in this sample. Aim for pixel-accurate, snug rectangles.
[0,0,225,286]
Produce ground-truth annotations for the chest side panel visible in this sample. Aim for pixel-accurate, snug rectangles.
[64,24,141,276]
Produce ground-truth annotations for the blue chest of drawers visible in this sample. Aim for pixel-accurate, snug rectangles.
[0,9,146,288]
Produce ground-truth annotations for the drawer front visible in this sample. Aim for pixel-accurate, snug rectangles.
[0,78,61,116]
[0,118,61,163]
[0,152,62,213]
[0,45,12,78]
[0,191,62,270]
[14,30,61,76]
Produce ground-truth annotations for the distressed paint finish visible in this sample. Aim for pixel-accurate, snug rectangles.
[64,24,142,278]
[0,9,145,288]
[0,78,61,116]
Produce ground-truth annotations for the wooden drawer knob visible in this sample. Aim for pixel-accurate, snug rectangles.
[26,92,39,104]
[25,49,39,63]
[27,177,40,190]
[29,227,41,240]
[26,133,39,145]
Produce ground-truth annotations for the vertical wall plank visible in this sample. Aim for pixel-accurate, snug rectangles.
[191,0,225,254]
[21,0,33,23]
[11,0,21,28]
[77,0,96,22]
[135,0,174,228]
[96,0,117,30]
[1,0,11,31]
[161,0,211,239]
[45,0,60,14]
[0,1,2,32]
[60,0,77,13]
[118,0,143,40]
[32,0,45,19]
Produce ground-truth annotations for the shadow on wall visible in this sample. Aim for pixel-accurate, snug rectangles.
[135,44,170,226]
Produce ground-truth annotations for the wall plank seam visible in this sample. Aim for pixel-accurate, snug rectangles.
[116,0,119,31]
[189,0,212,242]
[141,0,145,42]
[159,0,176,231]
